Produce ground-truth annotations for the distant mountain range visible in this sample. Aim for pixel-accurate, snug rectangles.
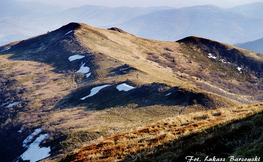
[118,4,263,44]
[235,38,263,54]
[228,2,263,18]
[1,1,263,46]
[0,0,168,46]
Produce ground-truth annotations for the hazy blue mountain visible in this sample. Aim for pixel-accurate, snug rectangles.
[0,0,61,17]
[0,3,169,46]
[228,2,263,18]
[0,0,30,18]
[235,38,263,54]
[2,2,263,46]
[118,5,263,44]
[53,5,172,27]
[0,0,63,46]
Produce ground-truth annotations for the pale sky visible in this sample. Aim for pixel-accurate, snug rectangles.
[17,0,263,9]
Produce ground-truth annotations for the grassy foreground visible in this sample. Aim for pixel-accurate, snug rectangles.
[59,103,263,162]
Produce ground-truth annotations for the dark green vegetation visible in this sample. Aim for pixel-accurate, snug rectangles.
[0,23,263,161]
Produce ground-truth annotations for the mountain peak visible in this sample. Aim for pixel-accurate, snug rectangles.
[55,22,82,34]
[177,36,219,44]
[107,27,128,34]
[2,23,263,162]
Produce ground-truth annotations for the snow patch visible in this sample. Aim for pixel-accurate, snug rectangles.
[219,59,226,64]
[68,54,85,61]
[80,85,110,100]
[18,130,23,133]
[86,72,91,78]
[65,30,73,35]
[116,83,136,92]
[76,63,90,73]
[20,134,51,162]
[1,47,11,52]
[208,53,216,59]
[165,93,172,96]
[16,128,51,162]
[72,50,77,53]
[0,103,7,107]
[237,67,242,73]
[75,63,92,79]
[23,128,42,147]
[6,101,20,108]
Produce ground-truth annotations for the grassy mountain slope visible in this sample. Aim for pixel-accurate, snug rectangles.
[0,22,263,161]
[177,36,263,103]
[60,103,263,162]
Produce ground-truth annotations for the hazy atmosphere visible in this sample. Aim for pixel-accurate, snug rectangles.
[1,0,263,46]
[17,0,263,8]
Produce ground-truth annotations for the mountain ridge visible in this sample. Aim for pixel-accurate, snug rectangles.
[118,5,263,44]
[2,3,263,46]
[1,22,263,161]
[235,37,263,54]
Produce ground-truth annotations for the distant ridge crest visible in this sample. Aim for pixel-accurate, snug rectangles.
[107,27,127,34]
[57,22,82,32]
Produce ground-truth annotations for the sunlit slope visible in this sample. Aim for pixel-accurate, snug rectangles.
[74,23,186,87]
[1,22,263,161]
[73,23,263,104]
[60,103,263,162]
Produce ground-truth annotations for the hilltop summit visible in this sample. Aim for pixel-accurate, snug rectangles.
[1,23,263,161]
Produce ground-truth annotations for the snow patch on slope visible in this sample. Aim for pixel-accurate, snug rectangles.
[23,128,42,147]
[0,103,7,107]
[1,46,11,52]
[68,54,85,61]
[76,63,90,74]
[76,63,92,78]
[6,101,20,108]
[20,134,50,162]
[80,85,110,100]
[15,128,51,162]
[208,53,216,59]
[86,72,91,78]
[116,83,136,91]
[237,67,242,73]
[65,30,73,35]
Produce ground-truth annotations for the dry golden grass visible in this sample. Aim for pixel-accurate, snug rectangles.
[0,54,77,108]
[60,103,263,162]
[73,24,262,104]
[75,23,192,88]
[2,23,263,162]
